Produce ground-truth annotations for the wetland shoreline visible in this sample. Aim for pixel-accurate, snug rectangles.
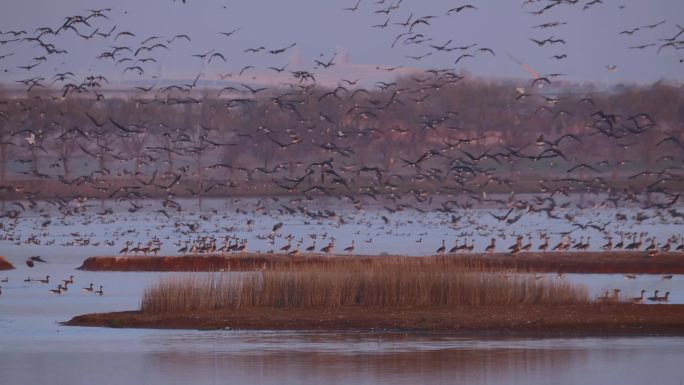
[65,304,684,335]
[78,251,684,274]
[0,256,14,270]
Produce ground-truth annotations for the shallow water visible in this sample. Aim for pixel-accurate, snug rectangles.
[1,263,683,385]
[1,197,683,384]
[0,196,682,265]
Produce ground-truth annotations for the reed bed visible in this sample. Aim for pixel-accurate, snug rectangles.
[141,258,589,314]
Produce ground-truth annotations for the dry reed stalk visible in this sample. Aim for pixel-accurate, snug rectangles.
[141,258,589,314]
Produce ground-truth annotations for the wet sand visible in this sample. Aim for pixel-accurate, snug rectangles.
[66,304,684,335]
[78,251,684,274]
[0,256,14,270]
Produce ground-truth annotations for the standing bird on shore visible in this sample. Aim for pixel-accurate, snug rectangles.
[436,240,446,254]
[321,238,335,255]
[602,236,612,251]
[344,240,355,255]
[119,241,132,254]
[538,236,549,252]
[485,238,496,253]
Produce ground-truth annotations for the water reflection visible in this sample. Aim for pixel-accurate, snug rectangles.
[3,334,683,385]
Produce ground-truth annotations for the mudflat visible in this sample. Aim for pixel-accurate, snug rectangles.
[65,304,684,336]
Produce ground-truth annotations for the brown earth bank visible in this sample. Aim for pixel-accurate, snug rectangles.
[0,256,14,270]
[78,251,684,274]
[65,304,684,336]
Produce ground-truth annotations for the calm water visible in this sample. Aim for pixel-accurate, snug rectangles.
[1,197,683,384]
[1,263,683,385]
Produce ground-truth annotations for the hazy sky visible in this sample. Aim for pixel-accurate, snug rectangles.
[0,0,682,86]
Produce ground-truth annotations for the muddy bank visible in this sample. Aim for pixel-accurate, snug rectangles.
[65,304,684,335]
[77,251,684,274]
[0,256,14,270]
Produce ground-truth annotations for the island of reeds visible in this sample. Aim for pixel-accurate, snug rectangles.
[0,256,14,270]
[66,257,684,335]
[77,251,684,274]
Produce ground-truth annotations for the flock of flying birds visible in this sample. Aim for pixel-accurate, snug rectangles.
[0,0,681,275]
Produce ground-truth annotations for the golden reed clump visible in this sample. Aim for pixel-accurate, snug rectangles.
[140,257,589,314]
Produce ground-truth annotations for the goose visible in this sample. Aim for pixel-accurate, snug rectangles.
[38,275,50,284]
[646,290,660,302]
[287,248,300,257]
[95,286,104,296]
[655,291,670,302]
[626,234,644,251]
[149,242,162,256]
[83,283,94,292]
[321,239,334,254]
[521,236,532,252]
[579,236,591,251]
[597,289,620,302]
[25,255,47,267]
[538,236,549,252]
[59,283,69,292]
[572,236,584,250]
[119,241,132,254]
[344,240,355,255]
[645,238,657,252]
[140,242,151,256]
[436,240,446,254]
[614,233,624,249]
[624,274,637,279]
[236,240,248,253]
[466,239,474,252]
[676,238,684,252]
[660,239,671,252]
[596,290,611,301]
[509,236,523,255]
[306,241,316,253]
[485,238,496,253]
[217,237,230,254]
[130,242,142,255]
[551,237,565,251]
[177,240,189,254]
[601,236,613,251]
[280,238,292,252]
[629,290,646,303]
[448,240,460,254]
[49,286,63,295]
[61,275,75,285]
[1,277,7,283]
[662,274,673,280]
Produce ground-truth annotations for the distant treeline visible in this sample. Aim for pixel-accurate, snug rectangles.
[0,76,682,200]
